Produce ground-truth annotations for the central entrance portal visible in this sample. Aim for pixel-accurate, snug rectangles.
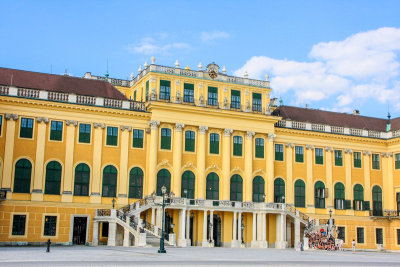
[72,217,87,245]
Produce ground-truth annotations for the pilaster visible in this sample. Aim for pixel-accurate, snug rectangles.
[118,126,132,205]
[173,123,184,196]
[363,151,371,203]
[222,129,233,200]
[245,131,254,202]
[325,147,334,209]
[1,114,18,198]
[32,117,48,201]
[285,143,294,205]
[266,134,276,203]
[148,120,160,195]
[382,152,394,210]
[305,145,314,213]
[197,126,208,199]
[90,122,105,203]
[61,120,77,202]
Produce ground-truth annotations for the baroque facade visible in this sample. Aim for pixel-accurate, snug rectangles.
[0,61,399,250]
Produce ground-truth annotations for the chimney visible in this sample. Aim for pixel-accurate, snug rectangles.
[353,109,359,115]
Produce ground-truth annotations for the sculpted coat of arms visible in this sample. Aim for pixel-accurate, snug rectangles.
[206,62,220,79]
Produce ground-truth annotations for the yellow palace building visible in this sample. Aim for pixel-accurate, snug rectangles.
[0,59,399,250]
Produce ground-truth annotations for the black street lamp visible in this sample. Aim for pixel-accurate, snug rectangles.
[112,198,116,209]
[241,223,245,244]
[158,185,167,254]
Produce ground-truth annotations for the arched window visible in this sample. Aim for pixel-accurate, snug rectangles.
[156,169,171,196]
[372,185,382,216]
[294,180,306,207]
[13,159,32,193]
[102,165,117,197]
[206,172,219,200]
[230,174,243,201]
[315,181,326,209]
[181,170,195,199]
[274,178,285,203]
[44,161,62,195]
[334,182,345,210]
[129,167,143,199]
[74,163,90,196]
[252,176,265,202]
[354,184,364,211]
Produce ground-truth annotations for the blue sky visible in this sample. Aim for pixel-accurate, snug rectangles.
[1,1,400,118]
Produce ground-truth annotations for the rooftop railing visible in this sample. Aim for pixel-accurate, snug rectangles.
[0,85,147,112]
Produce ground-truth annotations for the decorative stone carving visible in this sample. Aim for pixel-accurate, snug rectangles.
[149,120,160,130]
[325,146,334,152]
[66,120,78,126]
[199,126,208,134]
[267,133,276,141]
[175,123,185,132]
[230,166,243,175]
[223,97,228,109]
[285,142,294,148]
[246,131,255,139]
[363,150,372,156]
[381,152,393,158]
[37,117,49,124]
[199,83,203,89]
[182,161,195,170]
[199,93,204,106]
[151,87,156,100]
[245,100,250,112]
[224,128,233,137]
[176,89,181,103]
[121,125,132,132]
[176,80,180,86]
[5,113,18,121]
[94,123,105,129]
[305,144,315,150]
[344,148,353,154]
[150,77,156,83]
[223,87,227,93]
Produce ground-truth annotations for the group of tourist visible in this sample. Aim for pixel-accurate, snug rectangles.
[306,230,338,251]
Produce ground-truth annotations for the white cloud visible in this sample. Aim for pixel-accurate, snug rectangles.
[200,31,230,42]
[127,36,191,55]
[234,27,400,111]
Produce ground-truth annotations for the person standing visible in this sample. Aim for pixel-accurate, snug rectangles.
[352,239,356,252]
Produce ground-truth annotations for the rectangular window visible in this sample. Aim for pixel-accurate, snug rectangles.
[106,126,118,146]
[210,133,219,154]
[145,80,149,101]
[255,138,264,158]
[132,129,144,148]
[12,215,26,236]
[133,90,137,101]
[159,80,171,100]
[230,90,241,109]
[185,131,195,152]
[183,83,194,103]
[44,216,57,236]
[0,114,2,134]
[207,87,218,106]
[372,154,380,169]
[50,121,63,141]
[79,123,91,143]
[354,152,362,168]
[395,153,400,169]
[275,144,284,161]
[376,228,383,244]
[335,150,343,166]
[397,229,400,245]
[315,148,324,164]
[337,226,345,242]
[357,227,364,243]
[295,146,304,163]
[233,136,243,156]
[20,118,34,138]
[161,128,171,150]
[252,93,262,112]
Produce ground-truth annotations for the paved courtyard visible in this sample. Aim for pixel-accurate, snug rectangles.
[0,246,399,266]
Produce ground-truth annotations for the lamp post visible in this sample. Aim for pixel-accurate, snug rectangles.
[158,185,167,253]
[112,198,116,209]
[241,223,245,244]
[328,209,333,237]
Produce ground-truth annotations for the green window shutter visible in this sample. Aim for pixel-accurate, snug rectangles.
[252,93,262,112]
[364,201,370,210]
[207,87,218,106]
[210,133,219,154]
[295,146,304,163]
[106,126,118,146]
[79,123,91,143]
[275,144,283,161]
[129,167,143,199]
[133,91,137,101]
[274,178,285,203]
[145,81,149,101]
[354,152,362,168]
[231,90,241,109]
[0,115,2,134]
[50,121,63,141]
[395,154,400,169]
[255,138,264,158]
[133,129,144,148]
[335,150,343,166]
[20,118,34,138]
[233,136,242,156]
[13,159,32,193]
[102,166,117,197]
[74,163,90,196]
[159,80,171,100]
[372,154,380,169]
[315,148,324,164]
[345,200,352,209]
[183,83,194,103]
[252,176,265,202]
[156,169,171,196]
[185,131,195,152]
[294,180,305,207]
[206,172,219,200]
[44,161,62,195]
[230,174,243,202]
[161,128,171,149]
